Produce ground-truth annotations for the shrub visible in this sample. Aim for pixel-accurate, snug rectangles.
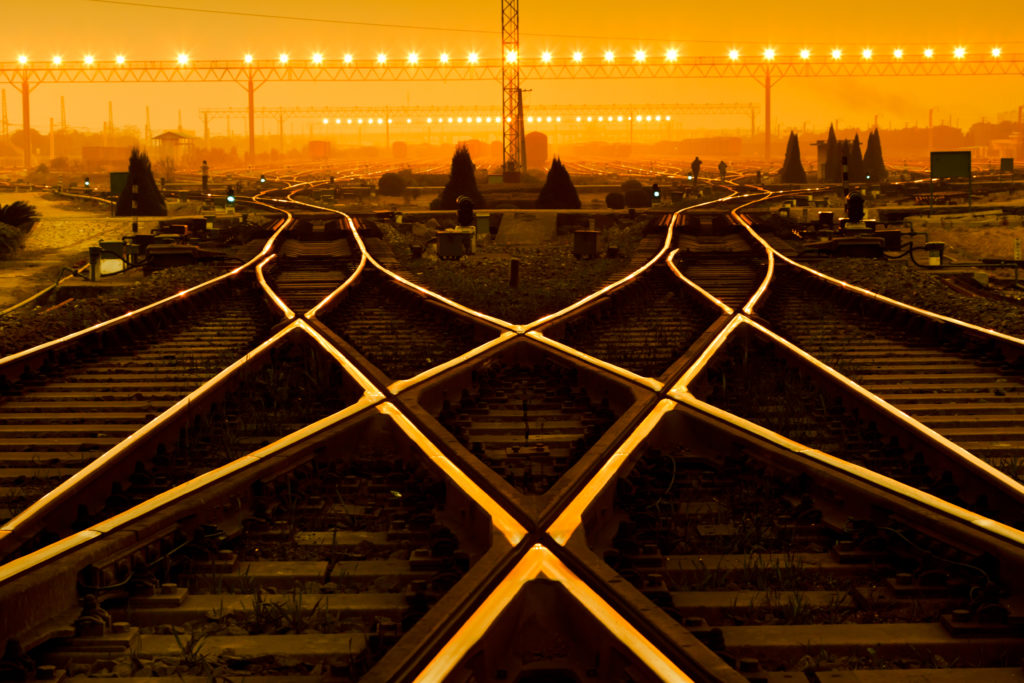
[536,157,581,209]
[0,201,40,228]
[435,145,485,210]
[863,129,889,183]
[779,131,807,184]
[621,179,643,192]
[378,172,408,196]
[0,223,27,258]
[605,192,626,209]
[116,148,167,216]
[623,188,652,208]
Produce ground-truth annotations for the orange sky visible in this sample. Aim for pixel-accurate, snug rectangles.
[4,0,1023,139]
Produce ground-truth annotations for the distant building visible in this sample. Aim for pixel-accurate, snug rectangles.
[152,131,194,165]
[308,140,331,160]
[525,131,548,170]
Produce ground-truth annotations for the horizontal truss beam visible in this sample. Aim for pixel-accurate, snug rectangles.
[2,56,1022,85]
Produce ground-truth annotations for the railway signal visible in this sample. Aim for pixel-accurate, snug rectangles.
[226,186,235,204]
[83,177,90,189]
[259,174,266,184]
[652,183,661,202]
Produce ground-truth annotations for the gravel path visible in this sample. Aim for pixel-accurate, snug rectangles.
[0,192,161,308]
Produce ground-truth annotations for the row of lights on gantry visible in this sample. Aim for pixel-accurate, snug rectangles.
[13,46,1006,66]
[318,114,674,125]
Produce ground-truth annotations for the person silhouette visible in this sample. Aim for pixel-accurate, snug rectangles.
[718,160,727,181]
[691,157,702,184]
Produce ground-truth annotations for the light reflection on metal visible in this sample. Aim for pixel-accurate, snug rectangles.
[387,331,517,396]
[523,212,678,331]
[0,393,383,582]
[740,315,1024,500]
[0,210,290,371]
[739,210,1024,348]
[0,321,375,552]
[547,399,675,544]
[362,249,516,331]
[670,314,745,396]
[666,247,733,316]
[295,319,382,399]
[256,253,295,320]
[673,390,1024,550]
[525,330,663,391]
[415,543,694,682]
[378,402,526,545]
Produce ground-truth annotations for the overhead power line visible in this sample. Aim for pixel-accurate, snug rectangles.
[84,0,728,42]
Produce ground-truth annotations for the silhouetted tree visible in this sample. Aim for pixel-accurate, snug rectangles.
[433,145,484,210]
[605,192,625,209]
[116,148,167,216]
[863,129,889,182]
[620,179,643,192]
[536,157,581,209]
[824,125,841,182]
[849,133,866,182]
[378,172,408,196]
[779,131,807,184]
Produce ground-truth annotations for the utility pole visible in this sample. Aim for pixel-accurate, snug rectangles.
[1018,105,1023,161]
[247,73,255,162]
[1,89,7,137]
[928,108,934,152]
[60,96,66,130]
[501,0,522,182]
[108,101,114,137]
[764,64,771,161]
[145,106,151,144]
[517,88,527,172]
[21,73,30,171]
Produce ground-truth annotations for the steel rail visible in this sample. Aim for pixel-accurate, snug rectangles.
[738,207,1024,352]
[255,253,295,320]
[0,200,290,380]
[665,247,735,316]
[414,542,695,682]
[12,178,1024,680]
[0,395,383,649]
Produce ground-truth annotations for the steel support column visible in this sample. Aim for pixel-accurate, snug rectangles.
[501,0,522,182]
[21,77,30,171]
[764,65,771,162]
[247,75,255,162]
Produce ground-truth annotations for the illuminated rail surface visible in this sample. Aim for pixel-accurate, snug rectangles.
[4,179,1024,681]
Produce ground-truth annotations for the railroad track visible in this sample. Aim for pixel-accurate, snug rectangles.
[4,184,1024,681]
[265,227,357,315]
[673,216,766,311]
[315,267,501,382]
[548,264,721,380]
[757,257,1024,478]
[0,273,275,528]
